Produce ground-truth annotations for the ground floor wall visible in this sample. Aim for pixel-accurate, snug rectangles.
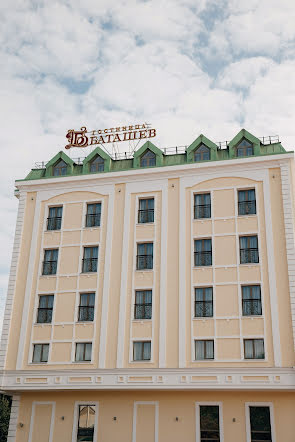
[12,390,295,442]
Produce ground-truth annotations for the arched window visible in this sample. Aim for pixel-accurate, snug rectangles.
[194,144,210,161]
[140,150,156,167]
[90,155,104,172]
[236,139,254,157]
[53,160,67,176]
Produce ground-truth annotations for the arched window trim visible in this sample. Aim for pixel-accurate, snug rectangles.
[194,144,210,162]
[140,149,156,168]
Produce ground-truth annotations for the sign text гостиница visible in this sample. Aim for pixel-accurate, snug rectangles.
[65,124,156,149]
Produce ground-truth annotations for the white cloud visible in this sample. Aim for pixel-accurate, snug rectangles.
[0,0,295,334]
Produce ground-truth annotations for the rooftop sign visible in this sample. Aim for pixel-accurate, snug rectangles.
[65,123,156,149]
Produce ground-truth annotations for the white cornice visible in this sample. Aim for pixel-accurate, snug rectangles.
[1,367,295,392]
[15,153,294,191]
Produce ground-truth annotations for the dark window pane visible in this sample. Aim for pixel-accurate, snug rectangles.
[136,243,153,270]
[194,144,210,161]
[194,240,212,266]
[242,286,262,316]
[90,155,104,172]
[133,341,151,360]
[32,344,49,363]
[238,189,256,215]
[134,290,152,319]
[47,206,63,230]
[86,203,101,227]
[195,288,213,317]
[244,339,265,359]
[37,295,54,323]
[236,139,254,157]
[82,247,98,272]
[138,198,154,223]
[250,406,272,441]
[42,249,58,275]
[240,236,259,264]
[78,293,95,321]
[194,193,211,219]
[53,160,67,176]
[140,150,156,167]
[200,405,220,442]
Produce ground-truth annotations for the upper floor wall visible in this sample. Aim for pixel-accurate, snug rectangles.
[1,149,295,377]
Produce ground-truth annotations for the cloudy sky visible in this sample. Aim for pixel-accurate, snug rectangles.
[0,0,295,332]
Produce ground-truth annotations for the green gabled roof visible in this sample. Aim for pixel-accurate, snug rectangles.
[20,130,291,182]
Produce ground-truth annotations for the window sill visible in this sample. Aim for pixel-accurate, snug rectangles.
[132,319,152,323]
[29,362,48,365]
[129,360,153,364]
[136,222,154,226]
[76,321,94,324]
[45,229,61,232]
[135,269,154,272]
[80,272,98,275]
[237,214,257,218]
[239,263,259,266]
[193,218,211,221]
[40,274,57,278]
[83,226,101,230]
[34,322,52,326]
[193,317,213,320]
[193,266,212,269]
[242,315,263,318]
[72,361,93,364]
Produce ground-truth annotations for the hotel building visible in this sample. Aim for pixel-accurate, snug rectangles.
[1,129,295,441]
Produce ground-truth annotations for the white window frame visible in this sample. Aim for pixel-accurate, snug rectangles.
[195,402,224,442]
[72,401,99,442]
[245,402,276,442]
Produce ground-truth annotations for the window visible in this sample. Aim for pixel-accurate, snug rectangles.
[195,340,214,360]
[77,405,96,442]
[194,239,212,266]
[32,343,49,363]
[136,243,153,270]
[82,247,98,273]
[75,343,92,362]
[90,155,104,172]
[140,149,156,167]
[236,139,254,157]
[244,339,265,359]
[78,293,95,322]
[47,206,63,230]
[242,286,262,316]
[249,406,272,441]
[194,144,210,161]
[194,193,211,219]
[133,341,151,361]
[240,236,259,264]
[42,249,58,275]
[53,159,67,176]
[195,287,213,317]
[198,405,220,442]
[37,295,54,323]
[86,203,101,227]
[138,198,154,223]
[134,290,152,320]
[238,189,256,215]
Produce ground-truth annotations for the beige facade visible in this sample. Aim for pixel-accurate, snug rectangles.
[1,132,295,441]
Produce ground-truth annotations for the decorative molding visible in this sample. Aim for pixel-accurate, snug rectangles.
[7,395,20,442]
[0,192,27,370]
[279,162,295,349]
[1,368,294,392]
